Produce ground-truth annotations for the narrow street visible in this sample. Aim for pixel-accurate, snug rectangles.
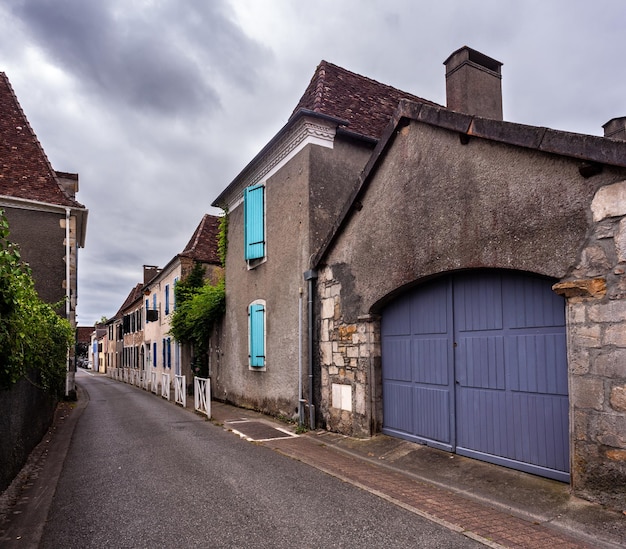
[32,370,481,548]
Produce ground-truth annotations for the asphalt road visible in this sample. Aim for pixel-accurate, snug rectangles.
[38,370,482,548]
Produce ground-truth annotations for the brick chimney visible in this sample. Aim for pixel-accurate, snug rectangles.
[444,46,503,120]
[143,265,160,285]
[603,117,626,141]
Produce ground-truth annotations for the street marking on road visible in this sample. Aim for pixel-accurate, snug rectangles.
[224,419,299,442]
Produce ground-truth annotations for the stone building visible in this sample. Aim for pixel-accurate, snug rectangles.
[210,46,626,507]
[312,48,626,507]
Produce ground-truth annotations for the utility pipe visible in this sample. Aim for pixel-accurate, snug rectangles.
[65,208,71,396]
[303,269,317,429]
[298,287,304,426]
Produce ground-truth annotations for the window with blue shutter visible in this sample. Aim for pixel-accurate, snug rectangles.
[165,284,170,315]
[249,301,265,368]
[146,299,150,322]
[153,294,157,312]
[167,338,172,368]
[153,342,157,367]
[244,184,265,261]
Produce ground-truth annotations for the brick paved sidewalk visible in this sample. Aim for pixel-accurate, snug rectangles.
[262,433,599,549]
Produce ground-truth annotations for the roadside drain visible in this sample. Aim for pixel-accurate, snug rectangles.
[225,419,298,442]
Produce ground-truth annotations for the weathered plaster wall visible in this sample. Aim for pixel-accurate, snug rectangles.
[4,207,65,306]
[214,137,372,420]
[317,120,626,508]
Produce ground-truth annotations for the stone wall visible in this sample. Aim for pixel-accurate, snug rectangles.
[554,179,626,507]
[318,265,381,436]
[0,377,56,492]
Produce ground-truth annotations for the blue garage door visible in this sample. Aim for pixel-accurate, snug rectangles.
[381,270,569,482]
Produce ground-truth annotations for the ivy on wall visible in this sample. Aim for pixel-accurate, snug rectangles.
[0,210,74,393]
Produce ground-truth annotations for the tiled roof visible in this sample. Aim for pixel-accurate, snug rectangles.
[76,326,94,342]
[0,72,83,208]
[118,283,144,314]
[290,60,440,141]
[179,213,221,265]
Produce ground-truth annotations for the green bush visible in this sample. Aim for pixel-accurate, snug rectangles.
[169,262,225,378]
[0,210,73,393]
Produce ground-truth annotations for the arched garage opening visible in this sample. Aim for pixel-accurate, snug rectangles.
[380,270,569,482]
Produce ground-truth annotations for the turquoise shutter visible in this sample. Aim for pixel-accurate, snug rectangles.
[165,285,170,315]
[244,185,265,260]
[249,303,265,368]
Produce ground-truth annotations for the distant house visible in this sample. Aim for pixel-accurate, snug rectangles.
[104,214,221,394]
[0,72,88,390]
[212,47,626,509]
[118,283,145,375]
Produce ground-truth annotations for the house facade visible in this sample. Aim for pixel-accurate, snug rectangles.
[212,47,626,508]
[0,72,88,393]
[211,62,436,419]
[312,49,626,507]
[109,215,222,393]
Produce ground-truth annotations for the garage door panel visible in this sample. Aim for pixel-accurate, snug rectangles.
[455,274,504,332]
[456,335,505,389]
[411,281,450,335]
[382,383,413,434]
[506,333,568,395]
[381,338,412,381]
[382,299,412,336]
[412,338,450,385]
[456,388,509,457]
[505,275,566,328]
[413,386,451,444]
[510,392,569,472]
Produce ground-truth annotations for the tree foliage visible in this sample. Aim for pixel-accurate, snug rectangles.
[169,262,225,377]
[0,210,74,393]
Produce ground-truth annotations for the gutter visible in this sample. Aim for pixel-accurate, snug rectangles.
[304,269,318,428]
[65,207,71,396]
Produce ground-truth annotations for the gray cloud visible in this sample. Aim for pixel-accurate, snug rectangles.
[0,0,624,325]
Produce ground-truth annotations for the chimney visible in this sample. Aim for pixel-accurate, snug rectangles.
[143,265,160,285]
[444,46,503,120]
[603,117,626,141]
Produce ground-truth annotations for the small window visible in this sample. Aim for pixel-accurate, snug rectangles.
[244,184,265,261]
[248,300,266,369]
[165,284,170,315]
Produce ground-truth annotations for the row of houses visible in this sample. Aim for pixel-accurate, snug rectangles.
[88,213,222,389]
[98,46,626,509]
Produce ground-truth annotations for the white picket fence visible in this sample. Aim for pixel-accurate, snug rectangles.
[161,373,171,401]
[174,375,186,408]
[108,366,211,419]
[194,377,211,417]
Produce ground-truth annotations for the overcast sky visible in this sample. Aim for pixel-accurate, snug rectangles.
[0,0,624,326]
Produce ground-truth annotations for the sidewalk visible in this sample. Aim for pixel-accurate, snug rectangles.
[209,400,626,549]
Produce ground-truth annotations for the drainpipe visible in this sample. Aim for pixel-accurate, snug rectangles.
[298,287,304,426]
[303,269,318,429]
[65,208,71,396]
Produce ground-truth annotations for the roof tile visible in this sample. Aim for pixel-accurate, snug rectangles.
[290,61,440,141]
[179,213,221,265]
[0,72,83,208]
